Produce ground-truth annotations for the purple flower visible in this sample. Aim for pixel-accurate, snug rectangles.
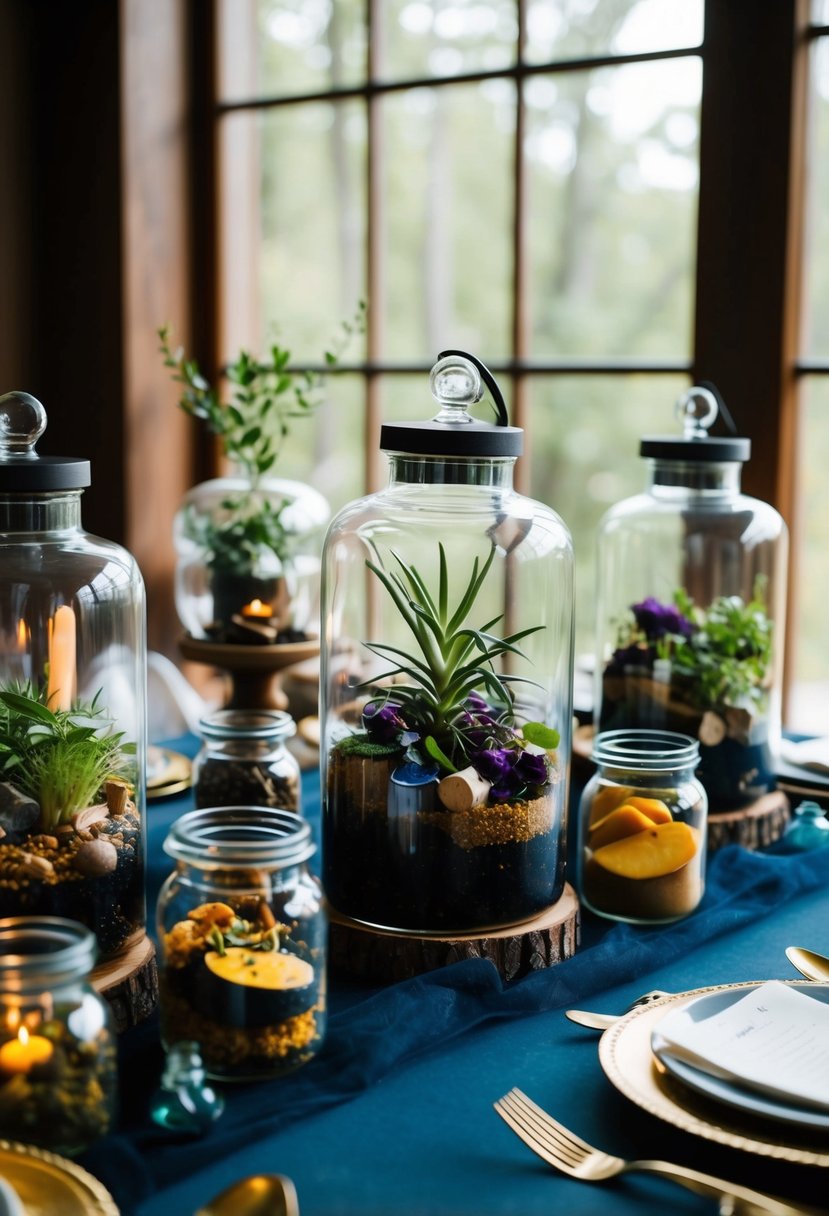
[515,749,549,788]
[474,746,516,786]
[362,700,409,744]
[632,597,694,641]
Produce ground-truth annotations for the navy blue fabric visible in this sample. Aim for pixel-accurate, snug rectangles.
[81,828,829,1214]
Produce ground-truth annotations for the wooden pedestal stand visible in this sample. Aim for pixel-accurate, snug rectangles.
[573,724,791,851]
[178,634,320,711]
[91,932,158,1034]
[328,884,580,985]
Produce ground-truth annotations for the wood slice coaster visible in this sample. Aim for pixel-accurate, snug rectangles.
[328,884,580,985]
[707,789,791,852]
[91,932,158,1033]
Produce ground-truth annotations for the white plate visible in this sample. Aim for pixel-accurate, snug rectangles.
[651,982,829,1131]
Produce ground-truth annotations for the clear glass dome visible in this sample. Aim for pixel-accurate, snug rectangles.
[173,474,330,640]
[320,353,575,934]
[593,385,788,812]
[0,392,147,960]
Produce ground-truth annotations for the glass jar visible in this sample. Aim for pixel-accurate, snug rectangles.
[0,392,147,960]
[174,474,330,641]
[0,916,117,1156]
[578,730,707,924]
[193,709,300,811]
[157,806,326,1082]
[320,352,574,934]
[594,385,787,812]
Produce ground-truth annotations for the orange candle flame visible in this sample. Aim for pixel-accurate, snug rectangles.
[240,598,273,619]
[0,1025,53,1075]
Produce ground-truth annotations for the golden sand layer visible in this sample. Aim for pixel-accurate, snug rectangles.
[422,792,555,850]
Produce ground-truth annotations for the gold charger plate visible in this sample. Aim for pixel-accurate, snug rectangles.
[0,1139,119,1214]
[598,981,829,1167]
[146,746,192,801]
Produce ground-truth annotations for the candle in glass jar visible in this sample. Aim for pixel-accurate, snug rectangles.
[0,1026,53,1075]
[46,604,76,711]
[240,599,273,620]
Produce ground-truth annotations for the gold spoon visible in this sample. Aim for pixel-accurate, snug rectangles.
[785,946,829,982]
[196,1174,299,1216]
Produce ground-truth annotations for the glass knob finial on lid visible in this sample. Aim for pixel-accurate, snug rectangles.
[0,391,47,458]
[675,385,719,441]
[429,353,483,425]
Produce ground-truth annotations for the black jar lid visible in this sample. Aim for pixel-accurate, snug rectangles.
[640,384,750,463]
[380,351,523,458]
[0,391,91,491]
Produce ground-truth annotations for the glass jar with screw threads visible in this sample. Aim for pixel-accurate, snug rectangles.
[157,806,326,1081]
[0,916,117,1156]
[193,709,300,811]
[578,730,707,924]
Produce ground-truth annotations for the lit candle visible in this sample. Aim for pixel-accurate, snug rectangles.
[46,604,76,711]
[0,1026,53,1076]
[240,598,273,620]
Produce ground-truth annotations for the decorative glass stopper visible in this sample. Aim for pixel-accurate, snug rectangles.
[675,386,719,441]
[429,354,483,425]
[0,392,47,459]
[149,1040,224,1133]
[780,801,829,852]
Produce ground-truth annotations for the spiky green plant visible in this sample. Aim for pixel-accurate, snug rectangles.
[0,687,132,831]
[363,543,557,770]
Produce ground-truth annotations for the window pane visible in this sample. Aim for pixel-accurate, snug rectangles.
[219,103,368,363]
[278,373,367,514]
[526,0,703,64]
[802,37,829,359]
[380,82,515,361]
[218,0,367,102]
[789,377,829,733]
[526,58,700,358]
[525,374,690,665]
[813,0,829,25]
[381,0,517,79]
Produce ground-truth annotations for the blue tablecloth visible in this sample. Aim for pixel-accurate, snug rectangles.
[82,742,829,1215]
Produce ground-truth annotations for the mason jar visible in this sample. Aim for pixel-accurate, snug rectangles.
[193,709,300,812]
[0,916,117,1156]
[0,391,147,961]
[157,806,326,1082]
[578,730,707,924]
[320,352,574,934]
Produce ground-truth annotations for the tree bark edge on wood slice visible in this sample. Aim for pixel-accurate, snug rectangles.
[708,790,791,852]
[91,931,158,1033]
[328,884,580,985]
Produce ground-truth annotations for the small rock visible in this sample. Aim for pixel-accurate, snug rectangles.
[0,783,39,836]
[71,804,110,833]
[73,839,118,877]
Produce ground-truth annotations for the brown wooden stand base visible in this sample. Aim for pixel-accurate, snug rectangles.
[708,790,791,852]
[91,932,158,1033]
[328,884,580,985]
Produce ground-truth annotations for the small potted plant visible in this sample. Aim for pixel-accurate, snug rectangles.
[323,542,563,931]
[0,685,141,956]
[599,578,775,808]
[160,306,364,641]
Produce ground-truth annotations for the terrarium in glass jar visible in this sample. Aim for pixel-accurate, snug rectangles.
[174,474,330,642]
[594,385,787,812]
[0,392,146,960]
[320,352,574,934]
[578,730,707,924]
[0,916,117,1156]
[157,806,326,1082]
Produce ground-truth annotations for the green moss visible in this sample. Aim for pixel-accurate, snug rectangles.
[334,733,401,759]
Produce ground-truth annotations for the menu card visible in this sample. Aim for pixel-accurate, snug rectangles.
[655,981,829,1110]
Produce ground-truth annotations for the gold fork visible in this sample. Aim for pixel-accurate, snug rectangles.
[494,1088,817,1215]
